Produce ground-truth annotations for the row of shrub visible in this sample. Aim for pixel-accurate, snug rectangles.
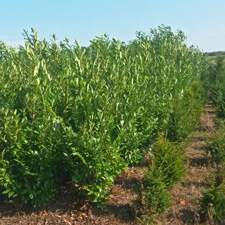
[206,55,225,117]
[0,25,206,207]
[201,121,225,223]
[201,55,225,222]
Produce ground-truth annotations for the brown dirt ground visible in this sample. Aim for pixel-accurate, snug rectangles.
[0,104,217,225]
[0,154,149,225]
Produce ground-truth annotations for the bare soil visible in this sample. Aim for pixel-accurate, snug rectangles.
[0,104,217,225]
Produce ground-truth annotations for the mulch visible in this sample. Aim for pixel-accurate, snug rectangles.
[0,161,148,225]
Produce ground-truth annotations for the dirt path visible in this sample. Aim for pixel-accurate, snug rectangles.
[156,104,216,225]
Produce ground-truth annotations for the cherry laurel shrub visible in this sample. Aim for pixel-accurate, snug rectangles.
[0,26,206,206]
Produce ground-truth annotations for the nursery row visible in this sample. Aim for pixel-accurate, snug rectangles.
[0,26,207,206]
[201,55,225,222]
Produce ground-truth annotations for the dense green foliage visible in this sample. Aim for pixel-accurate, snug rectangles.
[202,182,225,222]
[152,136,185,187]
[207,55,225,118]
[167,79,205,141]
[207,122,225,164]
[202,55,225,222]
[0,26,206,206]
[144,164,171,214]
[203,124,225,222]
[140,136,185,217]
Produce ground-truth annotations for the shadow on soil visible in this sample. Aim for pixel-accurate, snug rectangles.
[189,157,210,167]
[0,184,87,217]
[0,181,139,224]
[178,209,199,225]
[181,181,211,188]
[114,177,142,191]
[98,204,136,223]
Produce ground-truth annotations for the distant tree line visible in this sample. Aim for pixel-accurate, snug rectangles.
[204,51,225,56]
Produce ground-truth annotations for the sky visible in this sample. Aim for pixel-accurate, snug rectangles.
[0,0,225,52]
